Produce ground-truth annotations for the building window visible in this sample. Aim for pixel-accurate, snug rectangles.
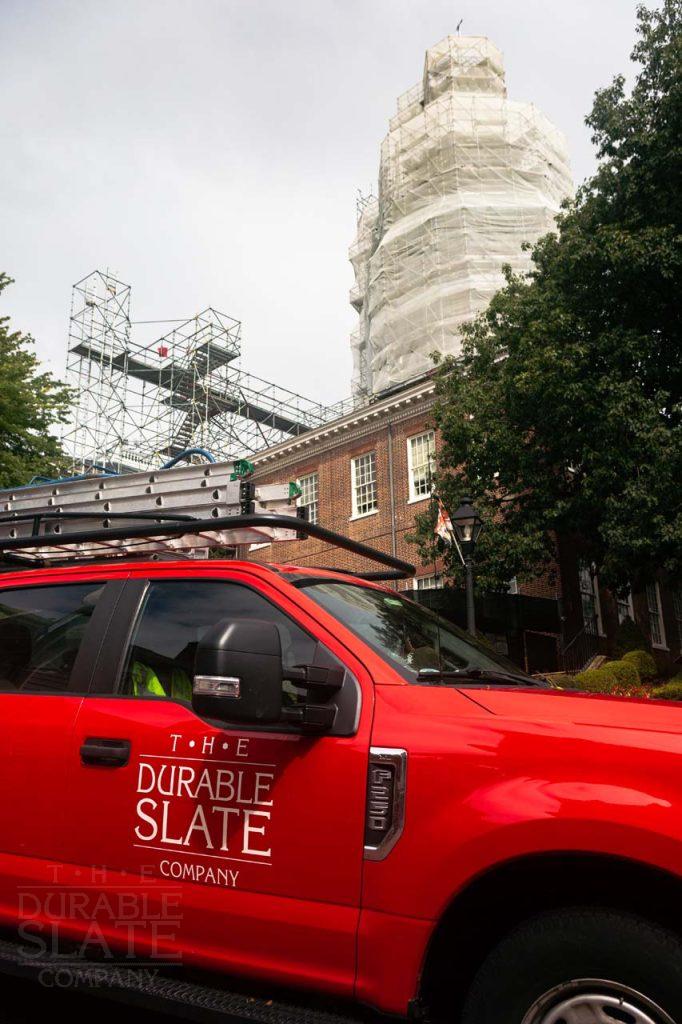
[297,472,319,525]
[673,587,682,648]
[579,562,603,636]
[646,581,667,649]
[616,588,635,624]
[407,431,435,501]
[413,574,441,591]
[351,452,378,517]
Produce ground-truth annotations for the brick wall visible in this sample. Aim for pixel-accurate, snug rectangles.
[236,384,678,674]
[247,407,440,583]
[243,397,559,602]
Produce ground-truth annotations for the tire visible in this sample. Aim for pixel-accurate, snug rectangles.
[461,908,682,1024]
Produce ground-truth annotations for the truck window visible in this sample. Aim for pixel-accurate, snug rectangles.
[301,581,532,683]
[120,580,320,706]
[0,582,102,692]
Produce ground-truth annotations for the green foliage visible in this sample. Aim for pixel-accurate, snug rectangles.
[0,275,71,488]
[544,673,575,689]
[651,680,682,701]
[573,666,618,693]
[614,616,650,657]
[622,648,658,680]
[412,2,682,594]
[606,659,641,688]
[574,660,650,698]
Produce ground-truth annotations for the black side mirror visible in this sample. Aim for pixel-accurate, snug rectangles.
[193,619,283,725]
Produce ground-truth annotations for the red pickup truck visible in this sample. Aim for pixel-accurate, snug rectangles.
[0,505,680,1024]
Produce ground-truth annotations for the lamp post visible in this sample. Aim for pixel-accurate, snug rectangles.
[451,495,483,636]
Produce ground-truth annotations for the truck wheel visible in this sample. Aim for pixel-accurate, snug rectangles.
[461,908,682,1024]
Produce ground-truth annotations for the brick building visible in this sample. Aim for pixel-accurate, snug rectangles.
[243,377,682,676]
[249,378,441,580]
[236,33,680,675]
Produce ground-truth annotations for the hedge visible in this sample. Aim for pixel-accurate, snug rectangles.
[651,680,682,701]
[622,649,657,681]
[573,660,649,698]
[546,673,575,689]
[573,666,618,694]
[606,660,640,688]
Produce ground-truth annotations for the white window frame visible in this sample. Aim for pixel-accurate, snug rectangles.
[407,431,435,503]
[579,562,604,637]
[297,472,319,526]
[351,452,378,519]
[646,581,667,650]
[673,587,682,649]
[413,574,442,591]
[616,587,635,625]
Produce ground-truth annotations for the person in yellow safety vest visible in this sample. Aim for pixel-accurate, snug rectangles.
[131,660,192,702]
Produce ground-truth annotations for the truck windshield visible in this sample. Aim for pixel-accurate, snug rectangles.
[300,581,535,684]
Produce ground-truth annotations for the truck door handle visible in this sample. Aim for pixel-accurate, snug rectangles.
[80,737,131,768]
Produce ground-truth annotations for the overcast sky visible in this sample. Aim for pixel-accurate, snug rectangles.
[1,0,645,406]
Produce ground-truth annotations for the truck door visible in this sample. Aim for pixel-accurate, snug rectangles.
[0,577,122,934]
[67,573,372,996]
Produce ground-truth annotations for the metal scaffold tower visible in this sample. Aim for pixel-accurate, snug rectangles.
[63,271,351,472]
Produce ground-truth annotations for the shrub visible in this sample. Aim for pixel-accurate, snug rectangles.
[622,649,657,681]
[614,616,649,657]
[573,662,649,698]
[606,660,640,688]
[651,680,682,701]
[545,673,574,689]
[573,666,618,694]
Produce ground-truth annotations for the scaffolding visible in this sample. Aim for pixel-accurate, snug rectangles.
[63,271,352,472]
[349,35,573,399]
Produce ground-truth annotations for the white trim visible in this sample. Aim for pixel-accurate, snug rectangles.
[351,451,378,518]
[406,430,436,503]
[594,576,605,637]
[646,581,668,650]
[412,573,441,591]
[297,471,319,526]
[673,586,682,649]
[578,561,605,637]
[252,380,436,466]
[349,508,379,522]
[616,587,635,625]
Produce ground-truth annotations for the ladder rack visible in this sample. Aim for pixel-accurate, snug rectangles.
[0,463,415,579]
[0,462,300,562]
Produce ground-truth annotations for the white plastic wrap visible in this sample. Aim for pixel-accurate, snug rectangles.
[350,36,573,399]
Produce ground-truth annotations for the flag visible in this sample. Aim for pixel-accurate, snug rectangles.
[435,500,464,565]
[435,500,454,545]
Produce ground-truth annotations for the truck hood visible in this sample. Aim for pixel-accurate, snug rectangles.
[463,686,682,734]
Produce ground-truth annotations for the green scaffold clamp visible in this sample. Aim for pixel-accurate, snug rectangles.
[230,459,255,480]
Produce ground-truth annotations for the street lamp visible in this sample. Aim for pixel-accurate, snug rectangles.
[451,495,483,636]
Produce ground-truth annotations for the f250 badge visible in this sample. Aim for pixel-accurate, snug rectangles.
[133,732,276,888]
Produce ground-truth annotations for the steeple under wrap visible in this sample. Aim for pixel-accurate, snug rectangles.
[349,35,573,400]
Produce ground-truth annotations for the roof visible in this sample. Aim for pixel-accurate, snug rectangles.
[0,557,384,591]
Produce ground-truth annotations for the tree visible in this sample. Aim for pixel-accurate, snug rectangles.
[414,1,682,594]
[0,274,72,488]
